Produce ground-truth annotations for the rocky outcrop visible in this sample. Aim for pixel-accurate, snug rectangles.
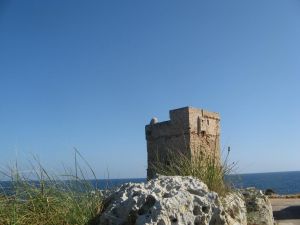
[99,176,246,225]
[98,176,274,225]
[222,192,247,225]
[241,187,274,225]
[264,189,276,196]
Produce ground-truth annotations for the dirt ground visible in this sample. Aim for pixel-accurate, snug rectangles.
[270,198,300,225]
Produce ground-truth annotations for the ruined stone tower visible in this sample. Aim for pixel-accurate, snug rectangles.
[145,107,220,179]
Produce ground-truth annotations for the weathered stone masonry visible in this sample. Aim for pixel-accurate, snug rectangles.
[145,107,220,179]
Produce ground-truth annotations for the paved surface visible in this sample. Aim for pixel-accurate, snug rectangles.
[270,198,300,225]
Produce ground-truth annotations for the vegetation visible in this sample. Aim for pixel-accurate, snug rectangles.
[0,146,236,224]
[0,152,103,225]
[151,147,235,196]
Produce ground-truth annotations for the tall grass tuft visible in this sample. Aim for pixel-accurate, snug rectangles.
[0,152,102,225]
[151,147,235,196]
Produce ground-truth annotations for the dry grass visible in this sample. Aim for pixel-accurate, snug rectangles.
[0,152,103,225]
[151,148,235,196]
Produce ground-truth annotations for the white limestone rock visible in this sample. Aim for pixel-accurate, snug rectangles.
[99,176,239,225]
[241,187,274,225]
[222,192,247,225]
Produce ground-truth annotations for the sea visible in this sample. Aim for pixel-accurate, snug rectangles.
[1,171,300,195]
[228,171,300,194]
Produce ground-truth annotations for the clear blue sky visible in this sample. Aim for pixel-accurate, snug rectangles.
[0,0,300,178]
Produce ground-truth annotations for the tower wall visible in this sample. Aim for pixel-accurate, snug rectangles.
[145,107,220,179]
[188,108,220,161]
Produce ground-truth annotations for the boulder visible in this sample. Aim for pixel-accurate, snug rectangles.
[222,192,247,225]
[264,189,275,196]
[99,176,245,225]
[241,187,274,225]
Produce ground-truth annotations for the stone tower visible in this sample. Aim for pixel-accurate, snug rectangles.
[145,106,220,179]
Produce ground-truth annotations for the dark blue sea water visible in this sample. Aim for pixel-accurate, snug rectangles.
[228,171,300,195]
[1,171,299,195]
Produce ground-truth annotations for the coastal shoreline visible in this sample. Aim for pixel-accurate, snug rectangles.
[269,194,300,199]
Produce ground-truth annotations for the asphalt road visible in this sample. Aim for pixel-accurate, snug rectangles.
[270,198,300,225]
